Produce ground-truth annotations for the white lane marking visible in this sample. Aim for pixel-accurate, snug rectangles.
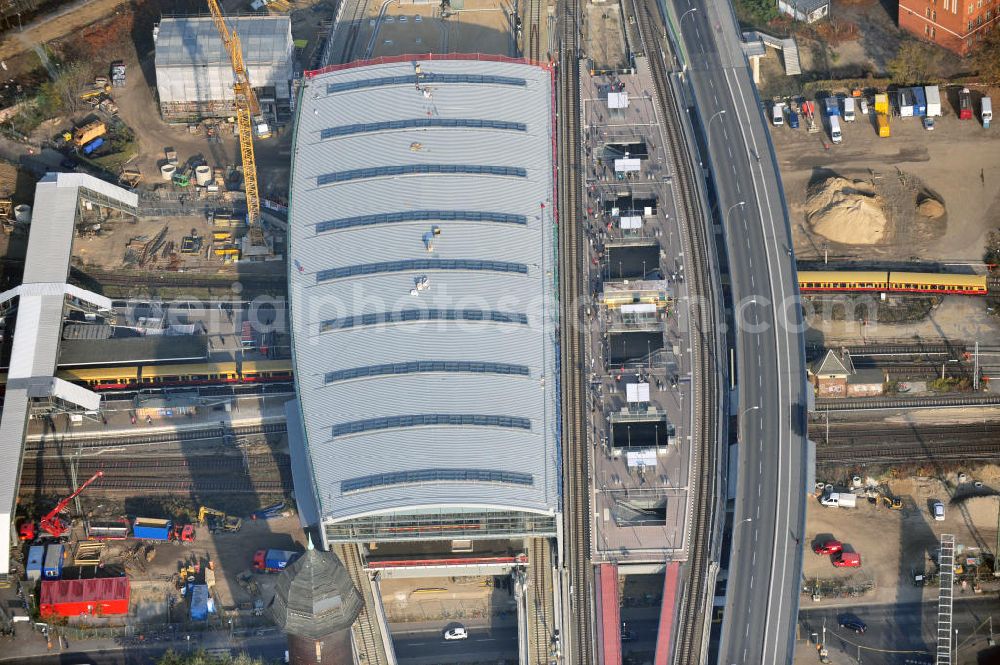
[725,65,796,663]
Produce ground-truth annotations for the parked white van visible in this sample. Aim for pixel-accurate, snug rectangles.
[829,115,842,143]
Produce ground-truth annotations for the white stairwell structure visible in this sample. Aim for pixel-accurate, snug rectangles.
[936,533,955,665]
[741,31,801,76]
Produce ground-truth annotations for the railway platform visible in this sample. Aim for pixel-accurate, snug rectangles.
[25,393,293,443]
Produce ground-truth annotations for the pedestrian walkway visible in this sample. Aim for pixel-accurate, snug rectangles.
[741,31,801,75]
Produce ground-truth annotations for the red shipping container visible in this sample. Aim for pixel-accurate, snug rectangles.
[40,577,130,618]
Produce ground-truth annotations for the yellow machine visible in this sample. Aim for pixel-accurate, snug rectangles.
[198,506,242,533]
[207,0,269,254]
[874,93,889,115]
[878,493,903,510]
[876,113,890,138]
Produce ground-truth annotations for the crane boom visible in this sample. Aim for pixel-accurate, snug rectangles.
[206,0,266,249]
[39,471,104,537]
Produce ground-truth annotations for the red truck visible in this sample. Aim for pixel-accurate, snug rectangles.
[253,549,300,573]
[959,87,973,120]
[832,552,862,568]
[813,540,843,556]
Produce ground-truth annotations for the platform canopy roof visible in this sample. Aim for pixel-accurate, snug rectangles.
[288,56,559,530]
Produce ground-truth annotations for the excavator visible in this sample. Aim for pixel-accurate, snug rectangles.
[18,471,104,542]
[198,506,242,534]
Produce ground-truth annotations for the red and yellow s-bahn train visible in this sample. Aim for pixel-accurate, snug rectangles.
[0,359,293,392]
[798,271,989,295]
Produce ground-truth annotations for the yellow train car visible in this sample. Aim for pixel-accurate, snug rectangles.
[138,362,240,385]
[887,272,988,295]
[59,366,140,389]
[241,359,293,382]
[797,271,889,292]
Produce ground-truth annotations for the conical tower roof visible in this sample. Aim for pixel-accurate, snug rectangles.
[269,537,363,640]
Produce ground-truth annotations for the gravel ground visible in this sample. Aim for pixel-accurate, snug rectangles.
[803,467,1000,608]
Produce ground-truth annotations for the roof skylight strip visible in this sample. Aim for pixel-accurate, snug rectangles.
[342,468,534,493]
[316,259,528,283]
[332,413,531,437]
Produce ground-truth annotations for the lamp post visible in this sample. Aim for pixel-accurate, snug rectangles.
[708,108,726,133]
[726,200,746,227]
[680,6,699,28]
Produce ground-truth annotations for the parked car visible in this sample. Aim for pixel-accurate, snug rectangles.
[444,626,468,641]
[832,552,862,568]
[859,97,869,115]
[788,110,800,129]
[924,116,935,130]
[838,615,867,634]
[933,500,945,521]
[813,540,843,556]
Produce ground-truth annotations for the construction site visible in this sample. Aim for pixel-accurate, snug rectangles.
[0,0,562,661]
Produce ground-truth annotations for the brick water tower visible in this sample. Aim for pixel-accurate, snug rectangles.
[269,536,363,665]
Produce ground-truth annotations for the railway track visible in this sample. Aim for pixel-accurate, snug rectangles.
[24,477,288,494]
[73,267,286,293]
[24,422,287,451]
[556,0,593,662]
[816,393,1000,411]
[817,439,1000,464]
[829,343,964,358]
[336,543,391,665]
[527,0,544,61]
[527,537,555,663]
[22,454,291,474]
[631,0,718,661]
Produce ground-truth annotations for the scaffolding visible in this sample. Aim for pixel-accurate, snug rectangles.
[154,16,294,123]
[937,533,955,665]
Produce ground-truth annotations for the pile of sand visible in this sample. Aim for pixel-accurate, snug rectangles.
[806,177,887,245]
[917,196,945,218]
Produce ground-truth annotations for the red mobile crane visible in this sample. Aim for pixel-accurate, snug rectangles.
[19,471,104,542]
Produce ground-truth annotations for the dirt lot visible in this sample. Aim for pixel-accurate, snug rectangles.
[803,296,998,346]
[771,100,1000,264]
[380,575,517,623]
[68,513,305,623]
[804,466,1000,608]
[358,0,514,60]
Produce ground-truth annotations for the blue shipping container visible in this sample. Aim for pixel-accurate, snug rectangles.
[82,137,104,155]
[26,546,44,581]
[190,584,209,621]
[42,544,64,579]
[911,87,927,117]
[133,517,172,541]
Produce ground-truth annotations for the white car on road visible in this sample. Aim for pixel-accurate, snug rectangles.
[443,626,468,641]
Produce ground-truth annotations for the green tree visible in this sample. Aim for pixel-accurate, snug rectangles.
[973,27,1000,84]
[156,651,276,665]
[735,0,778,27]
[887,40,938,84]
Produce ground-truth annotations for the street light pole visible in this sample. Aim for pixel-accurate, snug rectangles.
[726,200,746,227]
[708,108,726,133]
[680,6,699,28]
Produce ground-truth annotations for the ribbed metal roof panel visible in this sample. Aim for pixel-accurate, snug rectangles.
[290,57,558,525]
[155,16,293,67]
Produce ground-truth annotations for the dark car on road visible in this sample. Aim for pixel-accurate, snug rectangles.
[838,614,867,634]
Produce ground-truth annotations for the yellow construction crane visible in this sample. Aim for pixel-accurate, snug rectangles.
[207,0,269,253]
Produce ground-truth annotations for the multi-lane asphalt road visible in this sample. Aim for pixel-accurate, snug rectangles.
[660,0,808,662]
